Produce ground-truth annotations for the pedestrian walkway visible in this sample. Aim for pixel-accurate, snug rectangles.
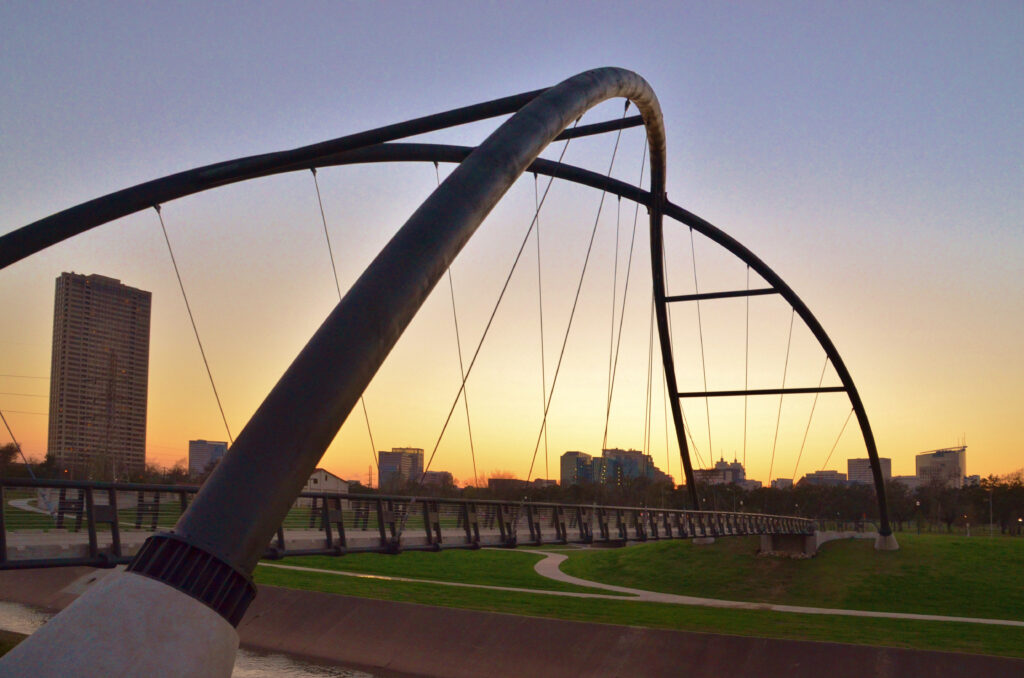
[258,549,1024,629]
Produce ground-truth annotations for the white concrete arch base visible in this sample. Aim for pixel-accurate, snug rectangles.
[0,570,238,677]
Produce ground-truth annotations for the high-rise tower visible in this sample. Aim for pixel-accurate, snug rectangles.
[47,273,151,478]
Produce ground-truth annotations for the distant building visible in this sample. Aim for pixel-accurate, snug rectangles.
[421,470,453,487]
[800,470,847,486]
[532,478,557,488]
[916,446,967,489]
[559,448,671,487]
[188,439,227,477]
[48,273,151,478]
[891,475,922,491]
[302,468,348,494]
[487,477,529,495]
[602,448,673,486]
[847,458,892,485]
[377,447,425,487]
[560,451,592,486]
[771,478,793,490]
[693,458,746,486]
[297,468,348,508]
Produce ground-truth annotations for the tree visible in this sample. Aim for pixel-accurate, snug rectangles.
[0,443,18,477]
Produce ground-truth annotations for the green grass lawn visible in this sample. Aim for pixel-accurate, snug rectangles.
[252,532,1024,658]
[558,533,1024,621]
[253,563,1024,658]
[268,549,621,594]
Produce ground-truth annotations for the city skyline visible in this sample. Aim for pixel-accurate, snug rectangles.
[1,5,1021,486]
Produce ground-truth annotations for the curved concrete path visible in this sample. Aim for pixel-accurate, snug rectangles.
[259,549,1024,629]
[521,549,1024,628]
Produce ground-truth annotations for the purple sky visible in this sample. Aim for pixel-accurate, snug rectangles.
[1,2,1021,483]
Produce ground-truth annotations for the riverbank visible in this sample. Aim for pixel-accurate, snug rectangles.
[2,566,1023,677]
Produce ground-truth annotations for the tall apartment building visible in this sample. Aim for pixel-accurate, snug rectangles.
[847,457,892,485]
[377,447,425,487]
[47,273,151,478]
[188,439,228,477]
[916,446,967,489]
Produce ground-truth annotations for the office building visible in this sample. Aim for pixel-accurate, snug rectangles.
[915,446,967,488]
[188,439,228,477]
[847,457,892,485]
[377,447,425,486]
[693,457,747,486]
[47,273,151,478]
[560,451,592,486]
[800,470,848,486]
[559,448,671,487]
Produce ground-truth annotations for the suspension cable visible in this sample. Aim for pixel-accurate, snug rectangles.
[767,308,796,482]
[311,168,378,471]
[688,227,714,463]
[820,407,855,471]
[435,162,478,488]
[154,205,233,445]
[743,265,750,470]
[603,196,621,447]
[0,409,40,480]
[525,105,628,485]
[791,356,830,481]
[642,293,655,457]
[601,137,648,451]
[393,118,581,541]
[662,359,671,480]
[661,238,705,470]
[533,173,550,483]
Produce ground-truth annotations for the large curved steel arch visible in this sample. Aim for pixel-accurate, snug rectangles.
[0,67,894,625]
[312,142,893,541]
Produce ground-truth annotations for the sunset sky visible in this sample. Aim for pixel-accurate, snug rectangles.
[1,3,1021,486]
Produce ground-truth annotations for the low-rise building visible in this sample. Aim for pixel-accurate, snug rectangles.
[847,457,892,485]
[800,470,847,486]
[297,468,349,508]
[188,440,228,478]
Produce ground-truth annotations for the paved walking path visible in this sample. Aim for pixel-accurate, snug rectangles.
[258,549,1024,629]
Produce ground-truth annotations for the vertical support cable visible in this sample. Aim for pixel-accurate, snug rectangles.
[526,108,628,483]
[434,162,479,488]
[767,308,796,483]
[602,138,648,452]
[154,205,233,445]
[791,356,829,481]
[311,169,378,472]
[688,227,713,463]
[603,197,621,448]
[533,174,550,483]
[743,266,750,470]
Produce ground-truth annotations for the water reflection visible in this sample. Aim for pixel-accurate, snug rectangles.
[0,601,373,677]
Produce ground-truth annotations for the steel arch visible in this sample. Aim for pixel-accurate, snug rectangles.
[1,67,895,623]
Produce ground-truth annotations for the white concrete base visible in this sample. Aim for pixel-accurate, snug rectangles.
[691,537,716,545]
[874,533,900,551]
[0,570,238,677]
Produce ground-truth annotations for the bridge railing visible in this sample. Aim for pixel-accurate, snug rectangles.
[0,478,814,570]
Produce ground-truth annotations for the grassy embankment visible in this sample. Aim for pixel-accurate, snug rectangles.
[254,533,1024,658]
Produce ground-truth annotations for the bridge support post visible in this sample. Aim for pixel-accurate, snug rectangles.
[0,570,238,676]
[874,532,899,551]
[760,533,817,557]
